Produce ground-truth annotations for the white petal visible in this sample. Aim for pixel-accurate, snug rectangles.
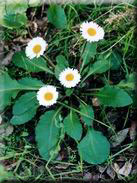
[59,68,81,88]
[36,85,58,107]
[25,37,48,59]
[80,21,105,42]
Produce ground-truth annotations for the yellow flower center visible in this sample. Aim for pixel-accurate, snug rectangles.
[44,92,53,101]
[87,28,97,36]
[66,73,74,81]
[33,44,42,54]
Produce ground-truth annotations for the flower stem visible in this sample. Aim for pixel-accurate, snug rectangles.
[43,55,56,68]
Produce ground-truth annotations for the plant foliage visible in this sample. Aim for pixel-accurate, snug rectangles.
[36,110,62,160]
[0,3,134,166]
[78,128,110,164]
[47,4,67,29]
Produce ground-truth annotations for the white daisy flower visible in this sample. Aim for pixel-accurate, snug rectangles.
[59,68,81,88]
[37,85,58,107]
[25,37,48,59]
[80,21,105,42]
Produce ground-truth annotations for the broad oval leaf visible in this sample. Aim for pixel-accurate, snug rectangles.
[10,92,38,125]
[97,85,133,107]
[78,128,110,164]
[13,92,38,115]
[47,4,67,29]
[80,103,94,126]
[10,106,37,125]
[36,110,61,160]
[18,77,44,90]
[63,111,82,141]
[12,51,53,74]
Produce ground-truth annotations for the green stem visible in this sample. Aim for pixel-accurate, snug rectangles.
[58,101,112,129]
[43,55,56,68]
[110,143,133,159]
[79,42,87,73]
[81,71,94,84]
[74,94,87,106]
[45,157,55,180]
[85,88,100,92]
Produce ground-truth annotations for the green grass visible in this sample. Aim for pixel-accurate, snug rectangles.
[0,1,136,182]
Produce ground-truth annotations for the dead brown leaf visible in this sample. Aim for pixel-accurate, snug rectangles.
[0,123,14,138]
[105,8,135,25]
[107,166,116,179]
[112,163,120,173]
[92,97,100,107]
[0,115,2,125]
[83,172,92,181]
[28,21,38,33]
[0,142,5,156]
[5,162,17,171]
[55,164,69,170]
[13,37,31,44]
[110,128,129,147]
[0,41,4,61]
[118,161,132,177]
[1,51,14,66]
[131,165,137,175]
[92,174,100,181]
[129,121,137,141]
[5,125,14,136]
[98,165,107,173]
[0,125,5,136]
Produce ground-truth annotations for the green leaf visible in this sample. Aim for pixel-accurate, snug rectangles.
[111,50,122,70]
[3,13,27,29]
[28,0,41,7]
[0,5,5,25]
[80,103,94,126]
[82,53,112,82]
[0,72,22,111]
[13,92,38,115]
[64,110,82,141]
[0,0,28,27]
[47,4,67,29]
[10,106,37,125]
[78,128,110,164]
[11,92,38,125]
[55,55,69,79]
[0,164,13,182]
[12,51,53,74]
[65,88,74,96]
[97,85,133,107]
[36,110,61,160]
[90,53,112,74]
[81,42,97,73]
[18,77,44,90]
[5,0,28,14]
[117,73,135,90]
